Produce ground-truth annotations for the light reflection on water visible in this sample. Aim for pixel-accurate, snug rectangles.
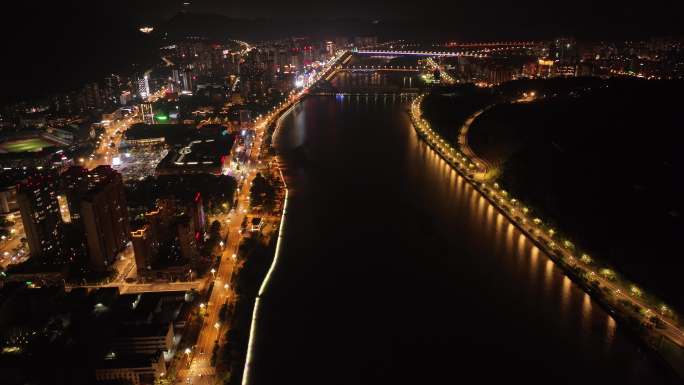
[517,234,526,260]
[562,276,573,316]
[607,315,617,346]
[393,90,624,346]
[495,212,504,254]
[505,222,515,255]
[393,88,654,375]
[402,92,617,346]
[256,94,677,385]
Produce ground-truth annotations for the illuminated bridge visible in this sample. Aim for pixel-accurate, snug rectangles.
[445,41,539,48]
[339,64,423,72]
[310,50,425,94]
[354,49,487,58]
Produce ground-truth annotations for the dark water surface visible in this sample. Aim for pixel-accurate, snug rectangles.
[247,94,679,384]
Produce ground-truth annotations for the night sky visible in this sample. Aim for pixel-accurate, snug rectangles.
[1,0,682,104]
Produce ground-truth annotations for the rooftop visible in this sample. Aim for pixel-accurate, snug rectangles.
[98,351,163,369]
[124,123,197,146]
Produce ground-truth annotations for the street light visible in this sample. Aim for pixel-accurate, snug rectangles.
[211,268,216,279]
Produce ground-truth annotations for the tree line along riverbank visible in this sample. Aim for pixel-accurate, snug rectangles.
[414,80,684,378]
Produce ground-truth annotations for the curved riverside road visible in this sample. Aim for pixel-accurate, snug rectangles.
[245,92,681,385]
[446,97,684,348]
[457,106,493,178]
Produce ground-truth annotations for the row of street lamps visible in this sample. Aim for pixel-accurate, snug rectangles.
[180,51,350,382]
[409,94,681,342]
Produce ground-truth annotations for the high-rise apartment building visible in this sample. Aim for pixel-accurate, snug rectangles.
[131,224,158,271]
[130,197,202,277]
[551,37,578,65]
[16,167,129,270]
[16,172,62,257]
[82,166,130,271]
[83,82,102,109]
[60,166,130,271]
[182,67,194,92]
[188,192,205,236]
[137,75,150,99]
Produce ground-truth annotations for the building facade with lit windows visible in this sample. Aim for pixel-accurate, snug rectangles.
[59,165,130,271]
[131,224,158,272]
[131,197,203,279]
[16,172,63,258]
[83,166,130,271]
[136,75,150,99]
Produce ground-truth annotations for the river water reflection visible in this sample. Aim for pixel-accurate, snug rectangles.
[247,93,679,384]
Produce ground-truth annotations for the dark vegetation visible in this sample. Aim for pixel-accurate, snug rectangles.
[421,84,500,140]
[202,220,223,258]
[433,77,684,311]
[215,236,276,385]
[249,172,277,211]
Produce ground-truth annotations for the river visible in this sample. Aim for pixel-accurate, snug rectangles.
[245,90,680,384]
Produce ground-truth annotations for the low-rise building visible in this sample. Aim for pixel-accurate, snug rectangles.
[109,322,174,355]
[155,138,231,176]
[95,351,166,385]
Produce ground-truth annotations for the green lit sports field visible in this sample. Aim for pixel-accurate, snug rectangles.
[0,138,55,153]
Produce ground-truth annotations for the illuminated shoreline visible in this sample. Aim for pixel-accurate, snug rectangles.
[408,93,684,376]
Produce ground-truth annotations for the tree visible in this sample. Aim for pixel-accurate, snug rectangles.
[210,220,222,238]
[651,316,665,329]
[219,303,228,323]
[211,341,219,366]
[249,173,275,209]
